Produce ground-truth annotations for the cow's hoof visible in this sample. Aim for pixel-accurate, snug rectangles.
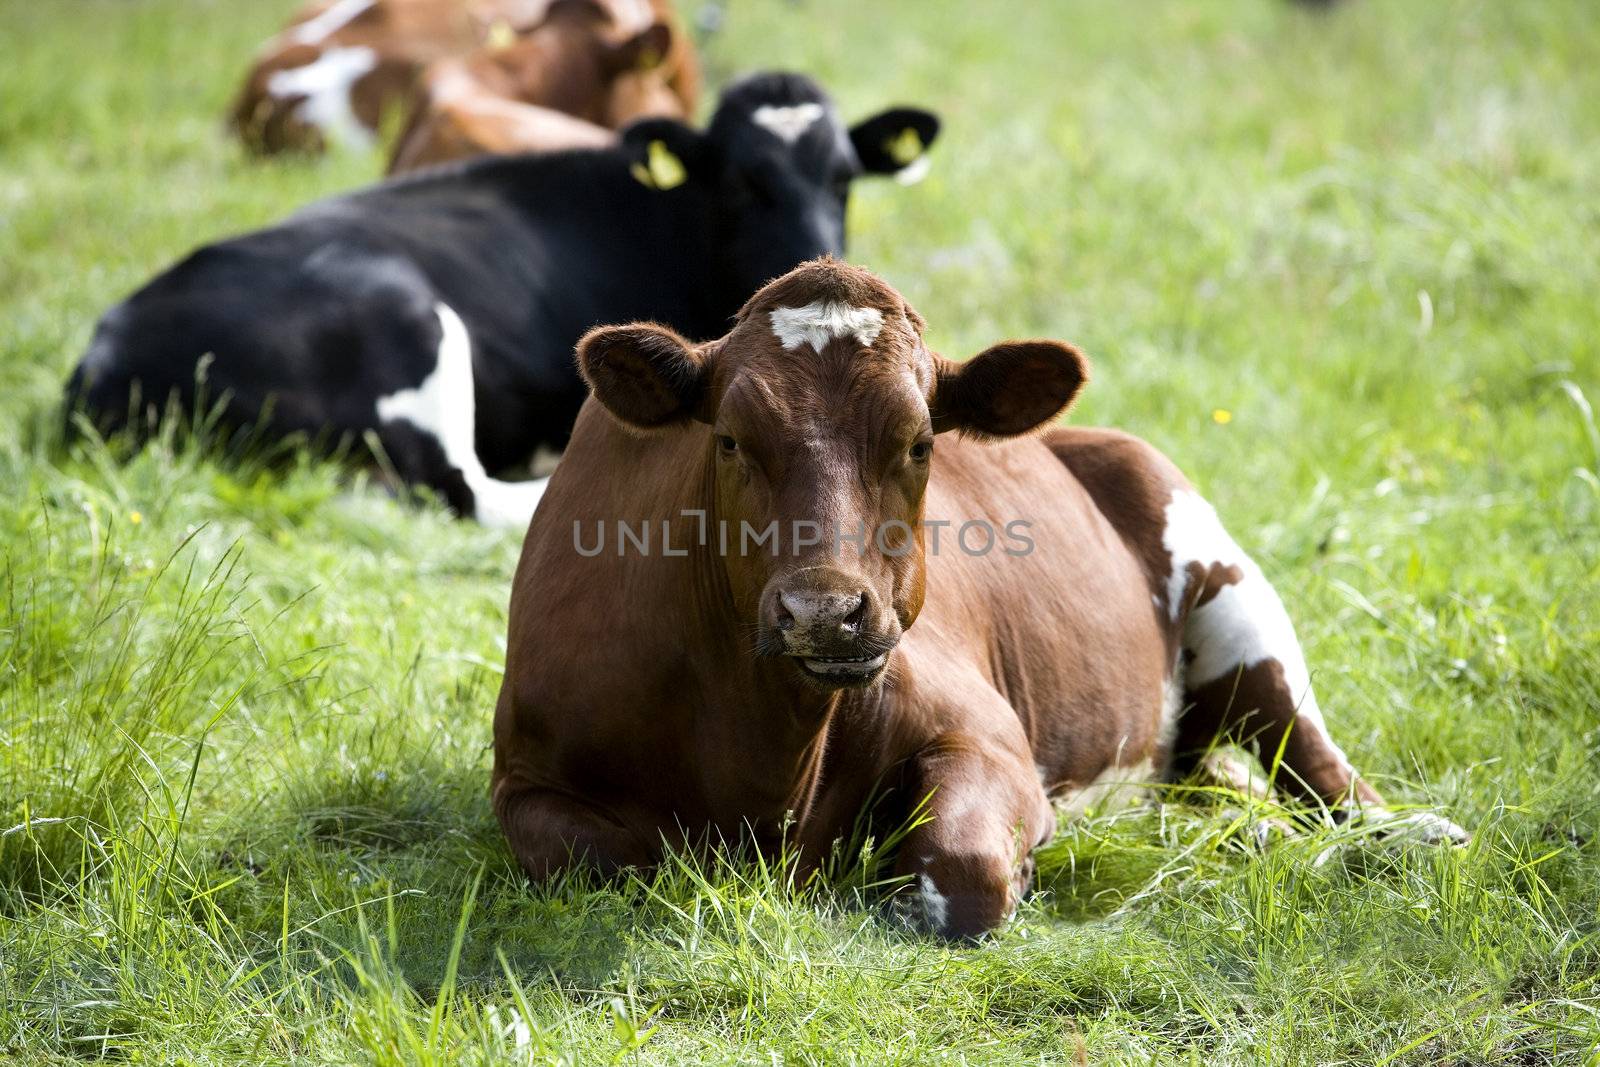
[1313,807,1470,867]
[1365,808,1472,846]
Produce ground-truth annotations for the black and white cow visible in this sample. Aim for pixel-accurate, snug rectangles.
[68,72,940,526]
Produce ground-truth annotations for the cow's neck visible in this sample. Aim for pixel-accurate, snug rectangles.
[682,446,843,820]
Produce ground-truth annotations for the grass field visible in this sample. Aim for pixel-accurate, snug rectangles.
[3,0,1599,1062]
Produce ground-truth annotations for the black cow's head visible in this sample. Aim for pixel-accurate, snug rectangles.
[620,72,940,322]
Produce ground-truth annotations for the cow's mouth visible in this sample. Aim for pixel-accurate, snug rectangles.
[795,652,889,686]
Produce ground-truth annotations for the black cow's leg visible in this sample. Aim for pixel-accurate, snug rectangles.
[372,302,548,527]
[371,418,477,518]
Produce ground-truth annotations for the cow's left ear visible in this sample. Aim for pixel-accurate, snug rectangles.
[850,107,941,183]
[930,341,1088,438]
[621,117,705,190]
[578,322,709,430]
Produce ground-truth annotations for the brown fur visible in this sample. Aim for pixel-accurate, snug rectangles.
[387,0,681,172]
[230,0,697,157]
[492,260,1401,939]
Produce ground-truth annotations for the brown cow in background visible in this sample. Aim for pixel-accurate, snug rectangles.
[387,0,676,173]
[230,0,697,155]
[491,260,1469,940]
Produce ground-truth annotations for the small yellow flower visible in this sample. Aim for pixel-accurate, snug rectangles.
[129,510,143,525]
[1211,408,1233,425]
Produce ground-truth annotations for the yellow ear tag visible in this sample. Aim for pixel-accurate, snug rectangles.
[636,45,662,71]
[885,127,924,167]
[631,139,686,190]
[487,19,516,49]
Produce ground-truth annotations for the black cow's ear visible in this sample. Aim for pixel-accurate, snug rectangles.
[621,117,705,190]
[850,107,941,181]
[930,341,1088,438]
[578,323,708,430]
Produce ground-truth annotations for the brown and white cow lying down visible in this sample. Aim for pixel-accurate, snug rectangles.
[386,0,676,173]
[492,260,1467,940]
[231,0,697,155]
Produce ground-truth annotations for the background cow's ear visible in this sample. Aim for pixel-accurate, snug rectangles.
[606,21,672,74]
[578,323,707,430]
[620,117,705,190]
[850,107,941,182]
[930,341,1088,438]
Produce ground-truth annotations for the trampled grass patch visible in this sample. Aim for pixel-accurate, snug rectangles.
[2,0,1598,1063]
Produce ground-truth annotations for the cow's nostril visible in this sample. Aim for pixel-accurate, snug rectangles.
[843,594,867,632]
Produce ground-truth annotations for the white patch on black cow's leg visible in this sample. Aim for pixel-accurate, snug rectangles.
[288,0,376,44]
[266,46,378,149]
[751,102,825,144]
[375,303,547,528]
[769,301,884,353]
[1162,489,1357,782]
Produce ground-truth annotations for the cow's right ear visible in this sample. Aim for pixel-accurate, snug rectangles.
[578,323,708,430]
[620,118,706,190]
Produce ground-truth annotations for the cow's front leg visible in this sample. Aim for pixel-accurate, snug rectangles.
[894,733,1055,940]
[492,781,653,882]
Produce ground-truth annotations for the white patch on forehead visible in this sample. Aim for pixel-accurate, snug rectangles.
[769,301,884,354]
[289,0,376,43]
[375,303,547,528]
[1162,489,1352,775]
[751,102,825,144]
[267,46,378,149]
[918,873,948,932]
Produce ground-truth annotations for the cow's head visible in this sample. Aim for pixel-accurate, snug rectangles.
[490,0,674,122]
[620,72,941,314]
[578,260,1087,690]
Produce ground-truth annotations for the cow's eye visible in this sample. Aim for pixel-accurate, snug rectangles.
[717,434,739,455]
[909,440,932,462]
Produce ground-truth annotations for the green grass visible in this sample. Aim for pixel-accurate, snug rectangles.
[3,0,1599,1062]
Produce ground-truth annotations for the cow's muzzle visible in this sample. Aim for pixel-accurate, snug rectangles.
[759,578,898,688]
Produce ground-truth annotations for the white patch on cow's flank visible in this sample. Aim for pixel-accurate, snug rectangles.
[266,46,378,149]
[289,0,376,43]
[769,301,884,353]
[375,303,548,529]
[918,873,949,932]
[1161,489,1353,775]
[751,102,825,144]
